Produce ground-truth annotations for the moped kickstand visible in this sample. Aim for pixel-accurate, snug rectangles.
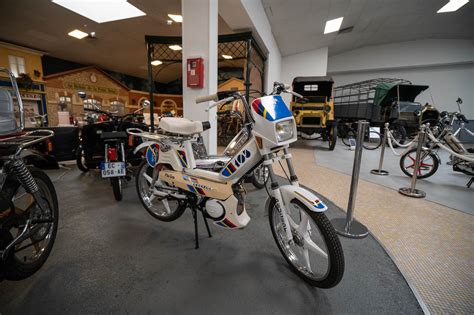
[191,206,212,249]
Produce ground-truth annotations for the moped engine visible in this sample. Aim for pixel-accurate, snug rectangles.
[204,186,250,229]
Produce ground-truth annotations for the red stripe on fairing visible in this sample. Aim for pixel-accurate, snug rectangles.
[223,218,236,228]
[252,99,261,112]
[228,163,236,172]
[196,187,206,195]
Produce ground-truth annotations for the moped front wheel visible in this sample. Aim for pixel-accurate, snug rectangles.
[136,161,186,222]
[268,198,344,288]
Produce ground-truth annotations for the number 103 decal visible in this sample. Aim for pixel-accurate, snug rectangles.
[221,149,251,177]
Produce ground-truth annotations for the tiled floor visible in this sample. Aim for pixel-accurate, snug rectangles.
[274,141,473,314]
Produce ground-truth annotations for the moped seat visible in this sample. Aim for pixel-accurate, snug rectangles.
[101,131,128,140]
[160,117,210,135]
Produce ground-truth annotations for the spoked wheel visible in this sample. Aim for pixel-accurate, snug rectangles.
[363,130,382,150]
[0,168,58,281]
[268,198,344,288]
[110,177,123,201]
[251,164,269,189]
[327,125,337,151]
[341,128,355,147]
[75,146,89,173]
[400,148,439,179]
[136,161,186,222]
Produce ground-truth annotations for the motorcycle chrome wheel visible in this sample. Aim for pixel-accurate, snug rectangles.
[1,168,58,281]
[251,164,269,189]
[136,161,186,222]
[268,198,344,288]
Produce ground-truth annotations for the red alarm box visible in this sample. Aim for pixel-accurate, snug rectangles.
[187,57,204,88]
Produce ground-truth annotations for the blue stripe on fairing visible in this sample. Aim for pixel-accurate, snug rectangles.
[260,95,292,121]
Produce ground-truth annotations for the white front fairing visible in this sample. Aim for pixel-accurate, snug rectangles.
[251,95,297,153]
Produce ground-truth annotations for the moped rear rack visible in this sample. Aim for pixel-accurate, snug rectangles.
[0,129,55,159]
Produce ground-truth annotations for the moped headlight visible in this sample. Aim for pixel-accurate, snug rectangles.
[275,119,294,142]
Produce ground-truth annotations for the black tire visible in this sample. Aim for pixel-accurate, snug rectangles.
[268,198,344,288]
[76,146,89,173]
[136,161,186,222]
[111,177,123,201]
[251,165,268,189]
[363,130,382,150]
[400,148,439,179]
[0,167,59,281]
[341,129,355,147]
[328,125,337,151]
[388,124,407,148]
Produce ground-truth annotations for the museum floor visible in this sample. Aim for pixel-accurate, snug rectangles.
[0,167,421,314]
[275,140,473,314]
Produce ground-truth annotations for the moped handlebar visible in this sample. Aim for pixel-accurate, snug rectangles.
[205,96,235,112]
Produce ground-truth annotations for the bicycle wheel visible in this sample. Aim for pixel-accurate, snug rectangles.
[341,129,355,147]
[400,148,439,179]
[136,161,186,222]
[0,167,59,281]
[268,198,344,288]
[363,130,382,150]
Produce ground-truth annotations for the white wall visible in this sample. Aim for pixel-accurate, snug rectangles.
[280,47,328,103]
[328,40,474,118]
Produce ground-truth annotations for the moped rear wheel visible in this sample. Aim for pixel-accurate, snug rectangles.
[268,198,344,288]
[136,161,186,222]
[110,177,123,201]
[0,167,58,281]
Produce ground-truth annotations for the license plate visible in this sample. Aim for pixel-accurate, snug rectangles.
[100,162,126,178]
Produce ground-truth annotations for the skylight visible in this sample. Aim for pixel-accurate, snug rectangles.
[437,0,469,13]
[168,14,183,23]
[324,17,344,34]
[52,0,146,23]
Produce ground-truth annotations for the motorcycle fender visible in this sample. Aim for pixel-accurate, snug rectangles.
[133,141,157,155]
[279,185,327,212]
[20,149,59,170]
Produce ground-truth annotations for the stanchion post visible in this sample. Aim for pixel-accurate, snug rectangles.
[371,122,389,175]
[332,120,369,239]
[399,125,427,198]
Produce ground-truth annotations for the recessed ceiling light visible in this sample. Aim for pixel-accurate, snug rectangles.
[151,60,163,66]
[437,0,469,13]
[68,29,89,39]
[169,45,182,51]
[222,55,233,59]
[168,14,182,23]
[52,0,146,23]
[324,17,344,34]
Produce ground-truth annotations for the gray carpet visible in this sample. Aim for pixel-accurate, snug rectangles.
[0,167,422,314]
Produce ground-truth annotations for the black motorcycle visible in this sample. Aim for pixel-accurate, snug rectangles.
[75,100,149,200]
[0,68,58,281]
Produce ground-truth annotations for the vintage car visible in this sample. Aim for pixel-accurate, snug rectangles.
[290,76,338,150]
[334,78,439,141]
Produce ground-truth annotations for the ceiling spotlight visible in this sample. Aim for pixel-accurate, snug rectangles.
[437,0,469,13]
[169,45,182,51]
[89,31,96,38]
[68,29,89,39]
[151,60,163,66]
[222,55,233,59]
[168,14,183,23]
[166,19,173,25]
[324,17,344,34]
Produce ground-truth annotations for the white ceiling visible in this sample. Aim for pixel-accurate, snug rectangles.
[0,0,233,82]
[262,0,474,56]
